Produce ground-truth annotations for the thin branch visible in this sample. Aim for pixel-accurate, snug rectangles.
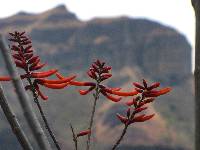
[192,1,200,150]
[86,86,100,150]
[0,35,52,150]
[111,124,129,150]
[26,76,61,150]
[70,124,78,150]
[0,84,33,150]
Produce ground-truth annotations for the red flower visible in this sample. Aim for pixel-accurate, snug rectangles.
[77,130,91,137]
[0,31,76,101]
[116,79,171,126]
[133,79,171,98]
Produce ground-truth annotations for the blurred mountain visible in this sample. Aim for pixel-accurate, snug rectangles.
[0,4,194,150]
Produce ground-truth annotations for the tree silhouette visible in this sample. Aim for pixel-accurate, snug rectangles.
[192,0,200,150]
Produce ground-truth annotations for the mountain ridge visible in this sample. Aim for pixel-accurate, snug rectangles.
[0,4,194,150]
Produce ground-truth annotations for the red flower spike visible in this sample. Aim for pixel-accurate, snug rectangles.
[134,107,148,113]
[79,86,96,95]
[101,90,121,102]
[133,82,145,90]
[42,82,69,89]
[0,76,11,81]
[147,82,160,90]
[30,69,57,78]
[116,113,128,124]
[77,130,91,137]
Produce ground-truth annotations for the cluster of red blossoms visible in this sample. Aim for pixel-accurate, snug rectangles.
[0,31,76,100]
[0,31,172,146]
[117,79,171,125]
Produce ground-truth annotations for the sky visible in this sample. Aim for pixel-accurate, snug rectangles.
[0,0,195,69]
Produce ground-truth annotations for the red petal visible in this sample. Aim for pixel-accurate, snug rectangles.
[143,87,171,97]
[34,84,48,100]
[29,58,40,68]
[0,76,11,81]
[132,114,154,122]
[101,74,112,81]
[134,107,148,113]
[126,108,131,118]
[77,130,91,137]
[30,69,57,78]
[143,79,148,88]
[116,113,128,124]
[24,53,33,60]
[42,82,69,89]
[56,73,64,79]
[133,82,145,90]
[103,88,138,96]
[125,98,137,106]
[79,86,95,95]
[15,60,27,69]
[27,56,39,64]
[29,63,46,71]
[36,75,76,84]
[101,91,121,102]
[70,81,96,86]
[148,82,160,90]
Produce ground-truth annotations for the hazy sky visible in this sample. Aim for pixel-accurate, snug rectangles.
[0,0,195,68]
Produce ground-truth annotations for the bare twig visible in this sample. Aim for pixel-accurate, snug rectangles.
[26,76,61,150]
[86,85,100,150]
[70,124,78,150]
[0,84,33,150]
[111,124,129,150]
[0,35,52,150]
